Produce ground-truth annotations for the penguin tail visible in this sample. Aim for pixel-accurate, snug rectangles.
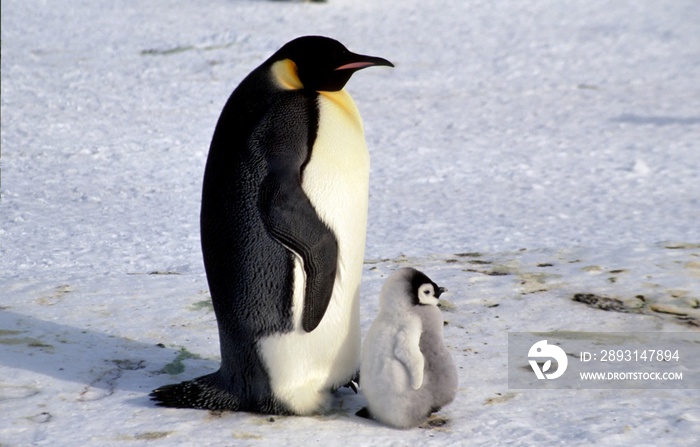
[150,373,240,411]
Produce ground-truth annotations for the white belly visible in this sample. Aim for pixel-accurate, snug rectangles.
[258,89,369,415]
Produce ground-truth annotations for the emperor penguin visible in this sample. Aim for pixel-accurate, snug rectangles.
[150,36,393,415]
[358,268,458,428]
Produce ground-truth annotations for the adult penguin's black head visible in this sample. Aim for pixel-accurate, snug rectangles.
[270,35,393,92]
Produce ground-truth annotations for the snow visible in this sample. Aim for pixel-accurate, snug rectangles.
[1,0,699,446]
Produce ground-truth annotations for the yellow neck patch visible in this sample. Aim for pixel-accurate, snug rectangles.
[271,59,304,90]
[319,89,363,129]
[270,59,361,128]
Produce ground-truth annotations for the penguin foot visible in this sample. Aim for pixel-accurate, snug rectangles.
[344,379,359,394]
[341,371,360,393]
[150,373,241,411]
[150,373,294,414]
[355,407,371,419]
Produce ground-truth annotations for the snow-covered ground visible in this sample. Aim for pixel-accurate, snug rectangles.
[2,0,699,445]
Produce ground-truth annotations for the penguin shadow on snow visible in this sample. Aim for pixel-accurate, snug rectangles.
[0,310,218,404]
[0,309,381,417]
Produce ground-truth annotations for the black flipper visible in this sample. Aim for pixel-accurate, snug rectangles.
[260,172,338,332]
[256,99,338,333]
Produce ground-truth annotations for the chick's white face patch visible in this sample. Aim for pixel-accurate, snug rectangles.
[417,283,439,306]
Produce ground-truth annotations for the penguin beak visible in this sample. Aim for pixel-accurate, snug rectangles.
[334,54,394,72]
[436,287,447,298]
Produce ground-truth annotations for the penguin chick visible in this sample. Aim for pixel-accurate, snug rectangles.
[359,268,458,429]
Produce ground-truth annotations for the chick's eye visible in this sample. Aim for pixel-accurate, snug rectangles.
[419,284,434,296]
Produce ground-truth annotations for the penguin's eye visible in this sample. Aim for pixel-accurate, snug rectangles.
[417,284,436,304]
